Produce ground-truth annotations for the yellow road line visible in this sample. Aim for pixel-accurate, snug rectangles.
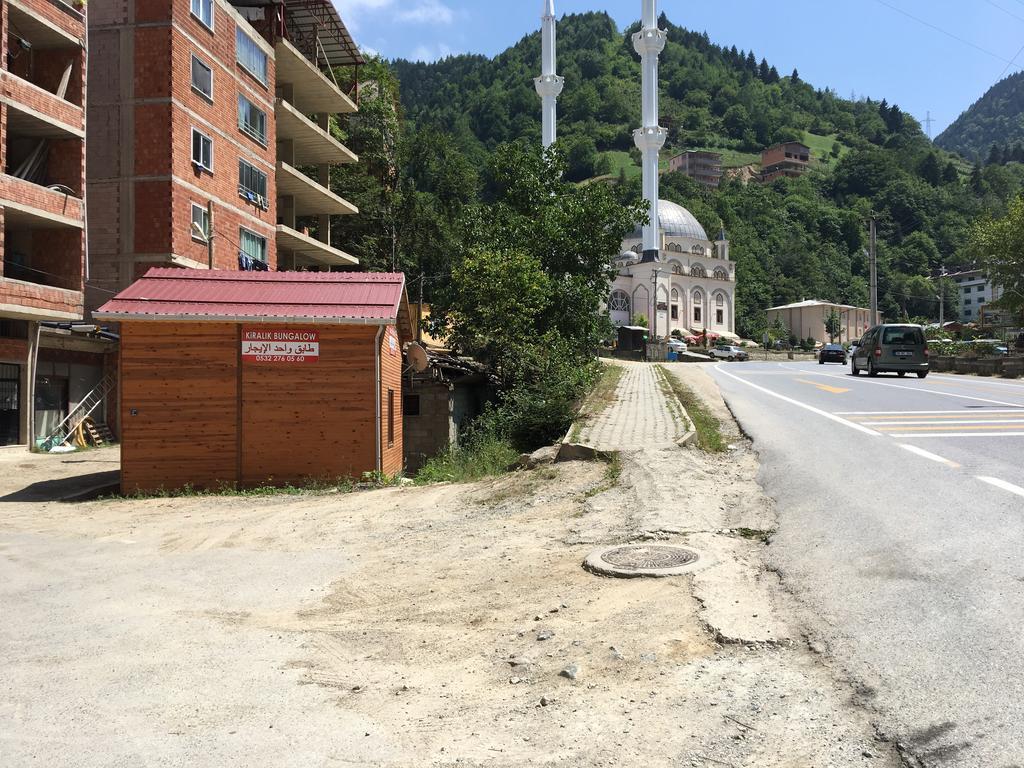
[795,379,850,394]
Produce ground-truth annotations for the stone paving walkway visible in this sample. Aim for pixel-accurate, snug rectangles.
[575,361,684,450]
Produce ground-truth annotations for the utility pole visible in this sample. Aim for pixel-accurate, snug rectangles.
[937,265,946,330]
[650,268,662,340]
[417,273,424,344]
[924,111,934,139]
[869,217,878,324]
[207,200,214,269]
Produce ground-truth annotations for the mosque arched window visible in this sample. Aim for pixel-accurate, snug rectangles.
[692,245,706,255]
[714,267,729,281]
[668,243,682,253]
[670,260,683,275]
[716,292,725,306]
[609,290,631,313]
[692,289,704,324]
[632,244,642,254]
[690,264,707,279]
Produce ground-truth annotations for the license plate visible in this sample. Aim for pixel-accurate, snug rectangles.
[894,351,913,357]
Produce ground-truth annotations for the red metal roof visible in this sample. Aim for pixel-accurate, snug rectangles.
[95,269,408,326]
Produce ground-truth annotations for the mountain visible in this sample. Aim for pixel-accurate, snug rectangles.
[936,72,1024,161]
[351,12,1024,337]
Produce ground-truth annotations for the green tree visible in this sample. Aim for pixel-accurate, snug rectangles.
[825,309,841,342]
[972,195,1024,315]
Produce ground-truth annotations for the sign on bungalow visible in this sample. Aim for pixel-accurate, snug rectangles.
[241,329,320,363]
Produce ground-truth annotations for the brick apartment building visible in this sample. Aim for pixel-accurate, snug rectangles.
[0,0,110,447]
[87,0,362,303]
[760,141,810,183]
[668,150,722,189]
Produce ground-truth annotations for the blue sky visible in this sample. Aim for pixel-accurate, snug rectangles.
[334,0,1024,135]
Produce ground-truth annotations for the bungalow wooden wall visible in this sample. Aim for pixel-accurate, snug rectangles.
[120,322,239,493]
[119,322,390,494]
[241,325,378,485]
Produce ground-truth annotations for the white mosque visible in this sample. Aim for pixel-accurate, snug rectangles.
[536,0,738,341]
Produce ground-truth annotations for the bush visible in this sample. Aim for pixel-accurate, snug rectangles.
[415,434,520,484]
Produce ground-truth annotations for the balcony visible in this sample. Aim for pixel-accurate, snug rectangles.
[275,99,357,166]
[0,175,84,228]
[275,39,357,116]
[276,224,359,268]
[7,0,84,51]
[1,72,84,139]
[0,277,82,320]
[276,161,357,217]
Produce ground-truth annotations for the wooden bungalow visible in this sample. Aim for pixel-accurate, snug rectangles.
[95,269,412,494]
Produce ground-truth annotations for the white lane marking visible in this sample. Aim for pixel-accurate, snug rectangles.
[811,371,1024,409]
[836,409,1024,415]
[977,476,1024,499]
[928,373,1024,390]
[888,432,1024,438]
[898,444,961,468]
[867,419,1024,426]
[713,365,882,437]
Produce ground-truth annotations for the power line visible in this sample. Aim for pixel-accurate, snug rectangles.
[997,41,1024,79]
[871,0,1014,65]
[984,0,1024,24]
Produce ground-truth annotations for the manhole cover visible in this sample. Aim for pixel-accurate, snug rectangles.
[584,544,700,578]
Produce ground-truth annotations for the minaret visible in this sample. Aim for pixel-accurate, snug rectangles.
[633,0,667,263]
[534,0,564,148]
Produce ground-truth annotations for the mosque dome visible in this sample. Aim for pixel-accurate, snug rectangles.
[631,200,709,242]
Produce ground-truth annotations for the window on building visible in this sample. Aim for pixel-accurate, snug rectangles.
[239,227,267,263]
[716,309,724,324]
[694,306,702,323]
[238,159,268,208]
[671,305,678,320]
[191,128,213,171]
[236,27,268,85]
[387,389,395,447]
[670,261,683,275]
[716,293,724,306]
[714,267,728,280]
[191,0,213,29]
[691,264,706,278]
[190,203,209,241]
[403,394,420,417]
[977,285,985,292]
[964,298,972,305]
[237,95,267,145]
[609,290,630,314]
[191,55,213,100]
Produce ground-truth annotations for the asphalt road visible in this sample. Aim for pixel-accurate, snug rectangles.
[708,360,1024,768]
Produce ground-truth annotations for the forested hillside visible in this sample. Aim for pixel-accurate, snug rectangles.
[334,12,1024,340]
[937,72,1024,162]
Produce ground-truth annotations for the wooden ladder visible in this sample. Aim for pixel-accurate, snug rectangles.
[86,421,116,447]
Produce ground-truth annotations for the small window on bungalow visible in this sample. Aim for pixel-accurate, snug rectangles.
[237,95,267,145]
[236,26,268,85]
[190,0,213,30]
[239,227,267,263]
[191,55,213,101]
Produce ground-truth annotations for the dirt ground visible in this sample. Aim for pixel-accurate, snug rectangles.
[0,376,902,767]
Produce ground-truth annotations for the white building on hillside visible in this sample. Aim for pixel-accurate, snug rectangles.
[948,268,1002,323]
[535,0,737,340]
[609,206,736,338]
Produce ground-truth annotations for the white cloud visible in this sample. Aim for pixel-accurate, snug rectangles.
[410,42,454,62]
[331,0,393,31]
[396,0,454,25]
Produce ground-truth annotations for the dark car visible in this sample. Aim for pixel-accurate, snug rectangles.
[851,324,929,378]
[818,343,847,364]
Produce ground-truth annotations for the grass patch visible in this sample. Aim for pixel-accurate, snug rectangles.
[415,435,520,485]
[654,365,691,431]
[656,366,727,453]
[802,131,847,163]
[583,452,622,500]
[114,473,409,500]
[733,527,775,544]
[570,363,625,442]
[690,145,762,169]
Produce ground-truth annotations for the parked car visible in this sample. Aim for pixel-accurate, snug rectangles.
[818,343,847,364]
[851,324,929,378]
[710,344,749,361]
[668,339,688,353]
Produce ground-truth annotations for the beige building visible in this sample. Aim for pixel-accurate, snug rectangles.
[766,300,880,345]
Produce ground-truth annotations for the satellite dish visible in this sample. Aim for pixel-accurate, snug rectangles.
[407,342,429,373]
